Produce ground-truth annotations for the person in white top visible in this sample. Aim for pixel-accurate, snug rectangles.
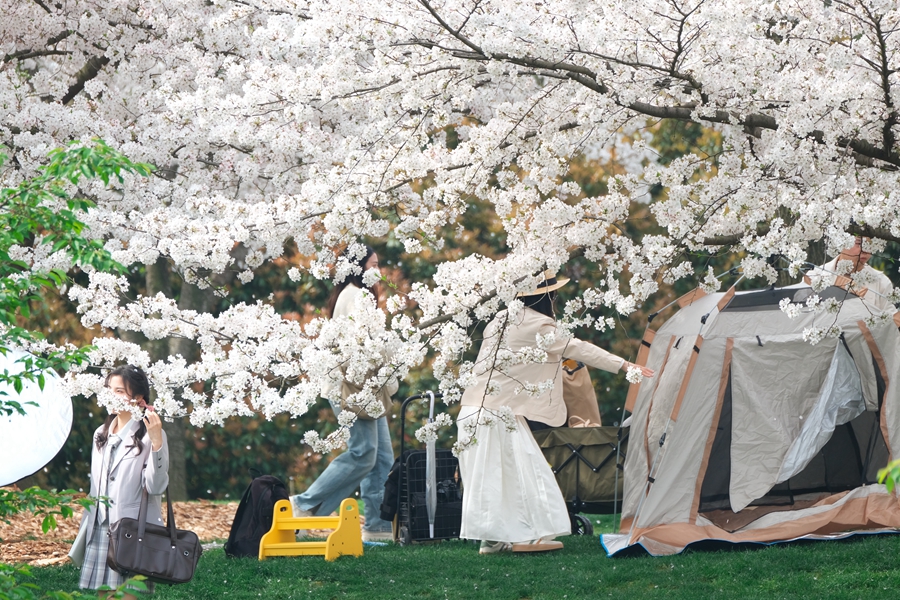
[291,245,396,541]
[457,270,654,554]
[806,237,896,313]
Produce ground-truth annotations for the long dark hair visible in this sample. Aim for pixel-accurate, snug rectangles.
[95,365,151,455]
[325,244,380,318]
[523,290,556,319]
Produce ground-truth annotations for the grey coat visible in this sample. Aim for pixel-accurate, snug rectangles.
[69,422,169,565]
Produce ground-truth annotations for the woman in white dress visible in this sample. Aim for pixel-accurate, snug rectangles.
[457,271,653,554]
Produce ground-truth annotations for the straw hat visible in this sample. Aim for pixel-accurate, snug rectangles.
[517,269,570,297]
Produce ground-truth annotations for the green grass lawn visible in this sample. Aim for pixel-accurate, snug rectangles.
[21,516,900,600]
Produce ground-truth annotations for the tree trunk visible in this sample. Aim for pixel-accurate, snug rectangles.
[807,240,827,271]
[122,253,241,501]
[165,271,232,500]
[141,258,194,500]
[773,240,827,288]
[124,258,194,500]
[112,258,190,499]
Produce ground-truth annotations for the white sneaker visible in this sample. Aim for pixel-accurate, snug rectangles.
[479,540,513,554]
[291,496,314,539]
[362,529,394,542]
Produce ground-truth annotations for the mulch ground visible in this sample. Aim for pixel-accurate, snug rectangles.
[1,497,239,566]
[1,488,359,566]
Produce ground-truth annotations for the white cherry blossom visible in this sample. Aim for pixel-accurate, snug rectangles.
[1,0,898,445]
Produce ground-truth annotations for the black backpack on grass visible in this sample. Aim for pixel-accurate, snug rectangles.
[224,472,290,558]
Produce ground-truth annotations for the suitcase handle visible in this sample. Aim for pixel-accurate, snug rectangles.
[396,391,443,523]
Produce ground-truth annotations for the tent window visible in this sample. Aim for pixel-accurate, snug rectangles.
[698,355,889,516]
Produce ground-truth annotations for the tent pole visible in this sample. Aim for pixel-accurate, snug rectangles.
[614,425,622,531]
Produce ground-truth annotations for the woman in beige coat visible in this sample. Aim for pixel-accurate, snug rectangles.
[457,271,653,554]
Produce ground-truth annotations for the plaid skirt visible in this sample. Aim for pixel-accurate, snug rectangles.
[79,519,154,594]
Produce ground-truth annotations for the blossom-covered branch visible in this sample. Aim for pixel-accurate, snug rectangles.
[1,0,898,434]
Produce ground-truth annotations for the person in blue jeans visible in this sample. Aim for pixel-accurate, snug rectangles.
[292,245,395,541]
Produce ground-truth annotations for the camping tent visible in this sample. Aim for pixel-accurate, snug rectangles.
[602,284,900,556]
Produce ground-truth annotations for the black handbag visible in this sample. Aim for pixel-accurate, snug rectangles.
[107,487,202,585]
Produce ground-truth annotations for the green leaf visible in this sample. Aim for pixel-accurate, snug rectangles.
[40,514,55,534]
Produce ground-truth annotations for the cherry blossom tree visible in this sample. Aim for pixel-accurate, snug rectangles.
[3,0,899,450]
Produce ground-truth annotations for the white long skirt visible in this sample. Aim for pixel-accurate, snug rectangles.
[456,405,571,543]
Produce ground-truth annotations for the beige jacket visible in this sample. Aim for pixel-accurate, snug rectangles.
[322,284,399,403]
[69,423,169,565]
[460,308,625,426]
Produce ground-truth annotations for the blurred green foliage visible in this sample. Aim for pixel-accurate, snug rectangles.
[878,458,900,493]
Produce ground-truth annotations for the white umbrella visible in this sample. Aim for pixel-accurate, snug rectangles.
[0,350,73,487]
[424,391,436,539]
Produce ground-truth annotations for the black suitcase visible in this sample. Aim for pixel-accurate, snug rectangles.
[386,392,462,545]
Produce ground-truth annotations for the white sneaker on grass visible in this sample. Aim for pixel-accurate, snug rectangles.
[291,495,314,539]
[510,539,563,553]
[362,529,394,542]
[478,540,513,554]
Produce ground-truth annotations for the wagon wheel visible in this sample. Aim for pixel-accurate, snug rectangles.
[570,514,594,536]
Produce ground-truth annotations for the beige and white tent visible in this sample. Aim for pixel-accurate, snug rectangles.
[602,284,900,556]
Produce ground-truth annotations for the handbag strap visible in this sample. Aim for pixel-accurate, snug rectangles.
[136,486,179,544]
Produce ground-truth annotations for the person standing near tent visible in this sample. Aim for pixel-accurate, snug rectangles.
[457,270,654,554]
[291,245,396,542]
[68,365,168,598]
[807,236,896,313]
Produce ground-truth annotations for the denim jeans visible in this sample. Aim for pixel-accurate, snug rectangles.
[293,399,394,532]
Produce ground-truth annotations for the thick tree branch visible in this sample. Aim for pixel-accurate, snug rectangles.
[3,29,74,64]
[413,35,900,168]
[414,3,900,170]
[61,56,110,105]
[2,49,70,63]
[701,222,900,246]
[417,0,483,54]
[873,17,897,153]
[31,0,51,14]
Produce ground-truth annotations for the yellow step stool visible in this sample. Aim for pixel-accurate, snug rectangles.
[258,498,363,561]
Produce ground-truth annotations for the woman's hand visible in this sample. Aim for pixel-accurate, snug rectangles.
[143,408,164,451]
[622,362,655,378]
